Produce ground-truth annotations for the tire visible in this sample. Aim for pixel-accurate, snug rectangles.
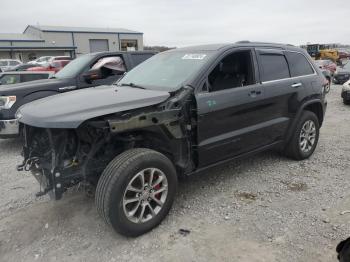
[95,148,177,237]
[284,111,320,160]
[343,98,350,105]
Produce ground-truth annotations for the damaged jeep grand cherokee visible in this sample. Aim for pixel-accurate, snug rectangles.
[17,42,327,237]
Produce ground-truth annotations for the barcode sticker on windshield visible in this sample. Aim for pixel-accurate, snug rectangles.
[182,54,207,60]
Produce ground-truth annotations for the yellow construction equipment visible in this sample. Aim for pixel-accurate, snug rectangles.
[306,44,339,63]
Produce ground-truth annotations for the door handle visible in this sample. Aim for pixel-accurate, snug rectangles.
[248,90,262,97]
[291,83,302,88]
[58,86,77,92]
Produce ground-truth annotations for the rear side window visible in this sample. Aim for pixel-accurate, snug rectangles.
[22,74,49,82]
[285,52,314,77]
[0,74,20,85]
[131,54,154,67]
[259,54,290,82]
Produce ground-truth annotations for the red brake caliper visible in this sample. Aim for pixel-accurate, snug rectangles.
[153,175,161,200]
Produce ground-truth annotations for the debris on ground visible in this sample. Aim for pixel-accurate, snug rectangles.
[178,229,191,236]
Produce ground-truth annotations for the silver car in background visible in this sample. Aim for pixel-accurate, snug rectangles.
[0,59,22,72]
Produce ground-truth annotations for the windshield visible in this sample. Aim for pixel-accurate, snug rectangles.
[118,51,214,91]
[0,61,8,66]
[54,55,92,79]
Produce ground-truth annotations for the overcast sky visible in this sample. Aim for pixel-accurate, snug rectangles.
[0,0,349,47]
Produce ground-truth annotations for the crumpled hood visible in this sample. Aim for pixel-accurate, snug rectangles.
[18,85,170,128]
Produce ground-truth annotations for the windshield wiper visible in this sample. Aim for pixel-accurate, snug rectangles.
[118,83,146,89]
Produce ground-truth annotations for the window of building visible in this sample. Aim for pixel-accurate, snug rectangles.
[121,40,138,51]
[208,50,255,92]
[285,52,314,77]
[259,54,290,82]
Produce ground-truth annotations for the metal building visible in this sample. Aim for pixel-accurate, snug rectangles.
[0,25,144,62]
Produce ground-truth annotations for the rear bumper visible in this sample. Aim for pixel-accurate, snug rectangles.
[0,119,19,138]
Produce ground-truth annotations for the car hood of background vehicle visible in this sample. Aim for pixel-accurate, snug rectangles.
[18,85,170,129]
[0,78,68,95]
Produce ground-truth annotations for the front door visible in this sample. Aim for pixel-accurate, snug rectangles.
[196,49,268,167]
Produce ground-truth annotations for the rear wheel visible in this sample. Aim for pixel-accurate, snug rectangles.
[284,111,320,160]
[95,148,177,237]
[343,98,350,105]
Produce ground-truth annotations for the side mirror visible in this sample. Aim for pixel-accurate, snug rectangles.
[82,69,102,83]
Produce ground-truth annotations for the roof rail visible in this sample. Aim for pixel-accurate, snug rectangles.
[236,41,295,47]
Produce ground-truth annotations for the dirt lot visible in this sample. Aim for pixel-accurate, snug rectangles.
[0,85,349,262]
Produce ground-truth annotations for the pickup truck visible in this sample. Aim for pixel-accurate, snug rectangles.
[17,42,327,237]
[0,51,155,138]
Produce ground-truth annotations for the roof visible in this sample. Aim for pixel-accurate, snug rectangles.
[0,40,76,50]
[27,25,143,34]
[0,33,44,42]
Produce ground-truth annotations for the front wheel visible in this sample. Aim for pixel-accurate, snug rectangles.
[284,111,320,160]
[343,98,350,105]
[95,148,177,237]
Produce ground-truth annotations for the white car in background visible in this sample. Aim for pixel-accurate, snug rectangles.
[0,59,22,72]
[28,56,53,66]
[341,79,350,104]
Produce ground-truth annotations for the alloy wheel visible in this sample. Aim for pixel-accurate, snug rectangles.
[122,168,168,223]
[299,120,316,153]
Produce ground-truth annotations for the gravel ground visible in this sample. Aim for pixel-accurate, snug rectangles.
[0,85,349,262]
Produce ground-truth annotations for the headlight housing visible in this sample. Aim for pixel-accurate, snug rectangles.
[0,96,16,109]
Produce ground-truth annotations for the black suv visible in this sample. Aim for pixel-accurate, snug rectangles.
[17,42,327,237]
[0,51,155,138]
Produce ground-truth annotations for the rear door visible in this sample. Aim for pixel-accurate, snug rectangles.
[255,49,304,144]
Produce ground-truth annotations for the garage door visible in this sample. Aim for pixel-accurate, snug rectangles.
[89,39,109,53]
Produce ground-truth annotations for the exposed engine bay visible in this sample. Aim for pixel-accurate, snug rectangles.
[17,87,196,200]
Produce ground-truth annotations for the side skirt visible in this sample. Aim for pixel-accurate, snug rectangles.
[187,140,284,176]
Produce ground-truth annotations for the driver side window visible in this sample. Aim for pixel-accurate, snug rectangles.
[208,50,255,92]
[90,56,126,80]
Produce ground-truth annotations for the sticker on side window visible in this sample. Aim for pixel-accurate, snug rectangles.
[182,54,207,60]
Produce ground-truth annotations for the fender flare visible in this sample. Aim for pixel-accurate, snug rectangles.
[284,99,325,144]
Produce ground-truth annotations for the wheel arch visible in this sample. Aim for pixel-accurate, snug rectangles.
[303,101,324,127]
[285,99,325,144]
[115,127,191,175]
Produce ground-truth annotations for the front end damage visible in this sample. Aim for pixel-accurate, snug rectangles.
[17,87,196,200]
